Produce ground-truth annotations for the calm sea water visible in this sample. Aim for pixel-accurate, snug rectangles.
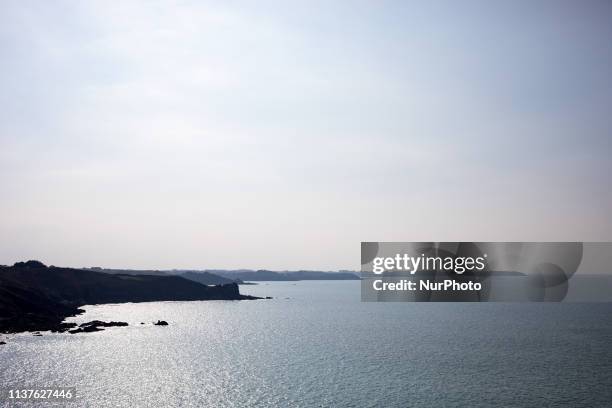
[2,281,612,407]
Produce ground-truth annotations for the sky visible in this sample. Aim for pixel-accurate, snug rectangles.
[1,0,611,270]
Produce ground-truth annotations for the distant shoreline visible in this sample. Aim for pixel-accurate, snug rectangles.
[81,267,361,282]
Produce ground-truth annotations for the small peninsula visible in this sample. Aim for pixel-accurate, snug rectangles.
[0,260,259,334]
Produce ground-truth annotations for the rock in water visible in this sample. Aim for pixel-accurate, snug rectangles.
[154,320,169,326]
[69,326,103,334]
[52,322,78,333]
[80,320,128,328]
[68,320,128,334]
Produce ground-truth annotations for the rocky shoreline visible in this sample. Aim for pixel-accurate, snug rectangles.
[0,261,261,335]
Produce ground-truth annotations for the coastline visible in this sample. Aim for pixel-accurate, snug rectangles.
[0,261,260,335]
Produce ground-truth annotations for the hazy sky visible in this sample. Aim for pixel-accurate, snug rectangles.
[1,1,611,270]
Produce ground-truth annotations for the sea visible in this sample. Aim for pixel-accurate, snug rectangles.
[1,281,612,407]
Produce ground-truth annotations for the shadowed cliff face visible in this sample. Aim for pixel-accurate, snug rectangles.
[0,261,258,333]
[0,281,83,333]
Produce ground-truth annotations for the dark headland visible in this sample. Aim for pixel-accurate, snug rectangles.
[0,260,259,334]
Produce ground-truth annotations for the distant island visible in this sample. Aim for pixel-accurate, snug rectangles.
[0,260,259,334]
